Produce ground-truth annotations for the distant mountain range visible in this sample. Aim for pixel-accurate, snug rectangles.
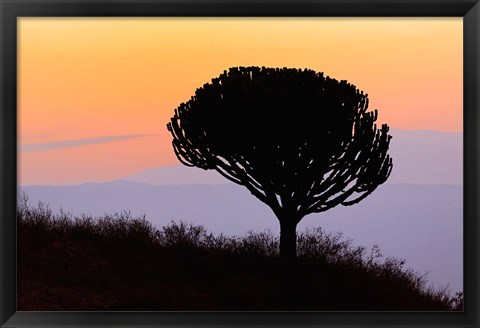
[124,129,463,186]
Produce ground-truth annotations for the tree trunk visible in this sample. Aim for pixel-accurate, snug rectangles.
[280,220,298,263]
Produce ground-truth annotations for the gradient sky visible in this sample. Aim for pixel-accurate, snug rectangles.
[18,18,463,185]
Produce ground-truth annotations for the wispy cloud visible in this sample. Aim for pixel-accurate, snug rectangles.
[21,134,153,152]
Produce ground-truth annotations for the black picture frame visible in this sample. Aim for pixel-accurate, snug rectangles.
[1,0,479,327]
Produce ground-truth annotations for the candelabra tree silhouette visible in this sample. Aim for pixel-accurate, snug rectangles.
[167,66,393,263]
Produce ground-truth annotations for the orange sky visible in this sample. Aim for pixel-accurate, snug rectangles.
[18,18,463,185]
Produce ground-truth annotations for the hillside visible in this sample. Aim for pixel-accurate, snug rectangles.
[20,182,463,293]
[17,199,463,311]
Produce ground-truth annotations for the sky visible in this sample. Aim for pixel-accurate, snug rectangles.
[18,18,463,186]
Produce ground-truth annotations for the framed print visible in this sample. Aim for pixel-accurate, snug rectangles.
[1,0,479,327]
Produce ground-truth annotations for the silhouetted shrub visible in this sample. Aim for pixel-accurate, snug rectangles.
[160,220,209,248]
[18,193,158,243]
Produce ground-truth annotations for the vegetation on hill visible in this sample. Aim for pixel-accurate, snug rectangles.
[17,195,463,311]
